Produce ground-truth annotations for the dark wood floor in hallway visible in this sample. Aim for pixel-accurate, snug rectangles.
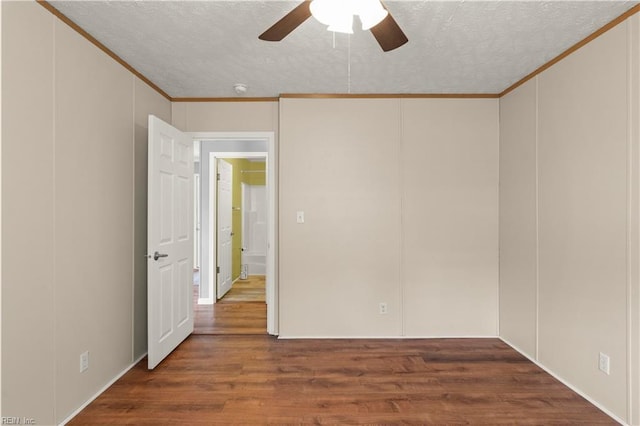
[194,275,267,335]
[68,336,615,425]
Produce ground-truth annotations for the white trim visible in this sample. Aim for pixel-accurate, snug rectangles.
[501,337,628,426]
[197,297,214,305]
[59,353,147,425]
[190,132,273,141]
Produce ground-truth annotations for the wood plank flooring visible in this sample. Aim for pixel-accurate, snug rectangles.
[194,302,266,335]
[194,275,267,335]
[68,336,616,425]
[219,275,266,303]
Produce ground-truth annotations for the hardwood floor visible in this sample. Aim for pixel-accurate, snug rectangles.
[194,302,267,335]
[219,275,266,303]
[74,275,613,423]
[194,275,267,335]
[68,336,616,425]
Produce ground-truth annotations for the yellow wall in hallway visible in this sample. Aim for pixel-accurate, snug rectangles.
[219,158,266,280]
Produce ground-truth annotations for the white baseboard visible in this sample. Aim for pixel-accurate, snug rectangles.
[59,352,147,425]
[197,297,214,305]
[500,337,627,426]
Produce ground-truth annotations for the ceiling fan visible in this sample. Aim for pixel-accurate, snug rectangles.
[259,0,408,52]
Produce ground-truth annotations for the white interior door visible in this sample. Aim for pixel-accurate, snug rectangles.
[217,159,233,298]
[147,115,193,370]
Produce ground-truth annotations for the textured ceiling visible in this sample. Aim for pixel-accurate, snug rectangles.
[49,1,638,98]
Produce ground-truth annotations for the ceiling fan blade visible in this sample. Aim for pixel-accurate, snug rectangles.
[259,1,312,42]
[370,9,408,52]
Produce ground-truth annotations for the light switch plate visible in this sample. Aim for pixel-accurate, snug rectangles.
[296,211,304,224]
[80,351,89,373]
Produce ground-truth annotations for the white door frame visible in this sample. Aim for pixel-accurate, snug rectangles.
[190,132,277,335]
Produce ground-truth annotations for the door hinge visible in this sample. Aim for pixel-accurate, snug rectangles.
[217,173,220,181]
[216,266,220,274]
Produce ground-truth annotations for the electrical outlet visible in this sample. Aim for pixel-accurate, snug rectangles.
[80,351,89,373]
[598,352,610,375]
[379,303,388,315]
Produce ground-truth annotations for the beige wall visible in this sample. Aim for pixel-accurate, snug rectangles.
[1,2,171,423]
[499,17,640,424]
[279,99,403,337]
[54,19,134,417]
[2,3,55,423]
[632,16,640,426]
[279,98,499,337]
[171,102,278,132]
[499,80,538,358]
[402,99,499,336]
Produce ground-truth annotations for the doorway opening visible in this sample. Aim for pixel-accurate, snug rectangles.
[191,133,277,335]
[214,157,268,303]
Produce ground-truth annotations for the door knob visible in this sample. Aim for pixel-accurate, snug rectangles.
[153,251,168,261]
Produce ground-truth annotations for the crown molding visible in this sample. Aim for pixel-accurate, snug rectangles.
[172,97,279,102]
[37,0,172,101]
[279,93,500,99]
[37,1,640,102]
[500,3,640,97]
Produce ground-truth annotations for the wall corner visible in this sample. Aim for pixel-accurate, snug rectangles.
[627,12,640,426]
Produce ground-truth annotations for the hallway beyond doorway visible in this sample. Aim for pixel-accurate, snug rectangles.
[193,274,266,335]
[219,276,266,303]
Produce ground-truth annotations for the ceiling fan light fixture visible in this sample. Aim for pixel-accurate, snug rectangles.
[327,14,354,34]
[310,0,387,34]
[358,0,388,30]
[310,0,344,27]
[259,0,407,52]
